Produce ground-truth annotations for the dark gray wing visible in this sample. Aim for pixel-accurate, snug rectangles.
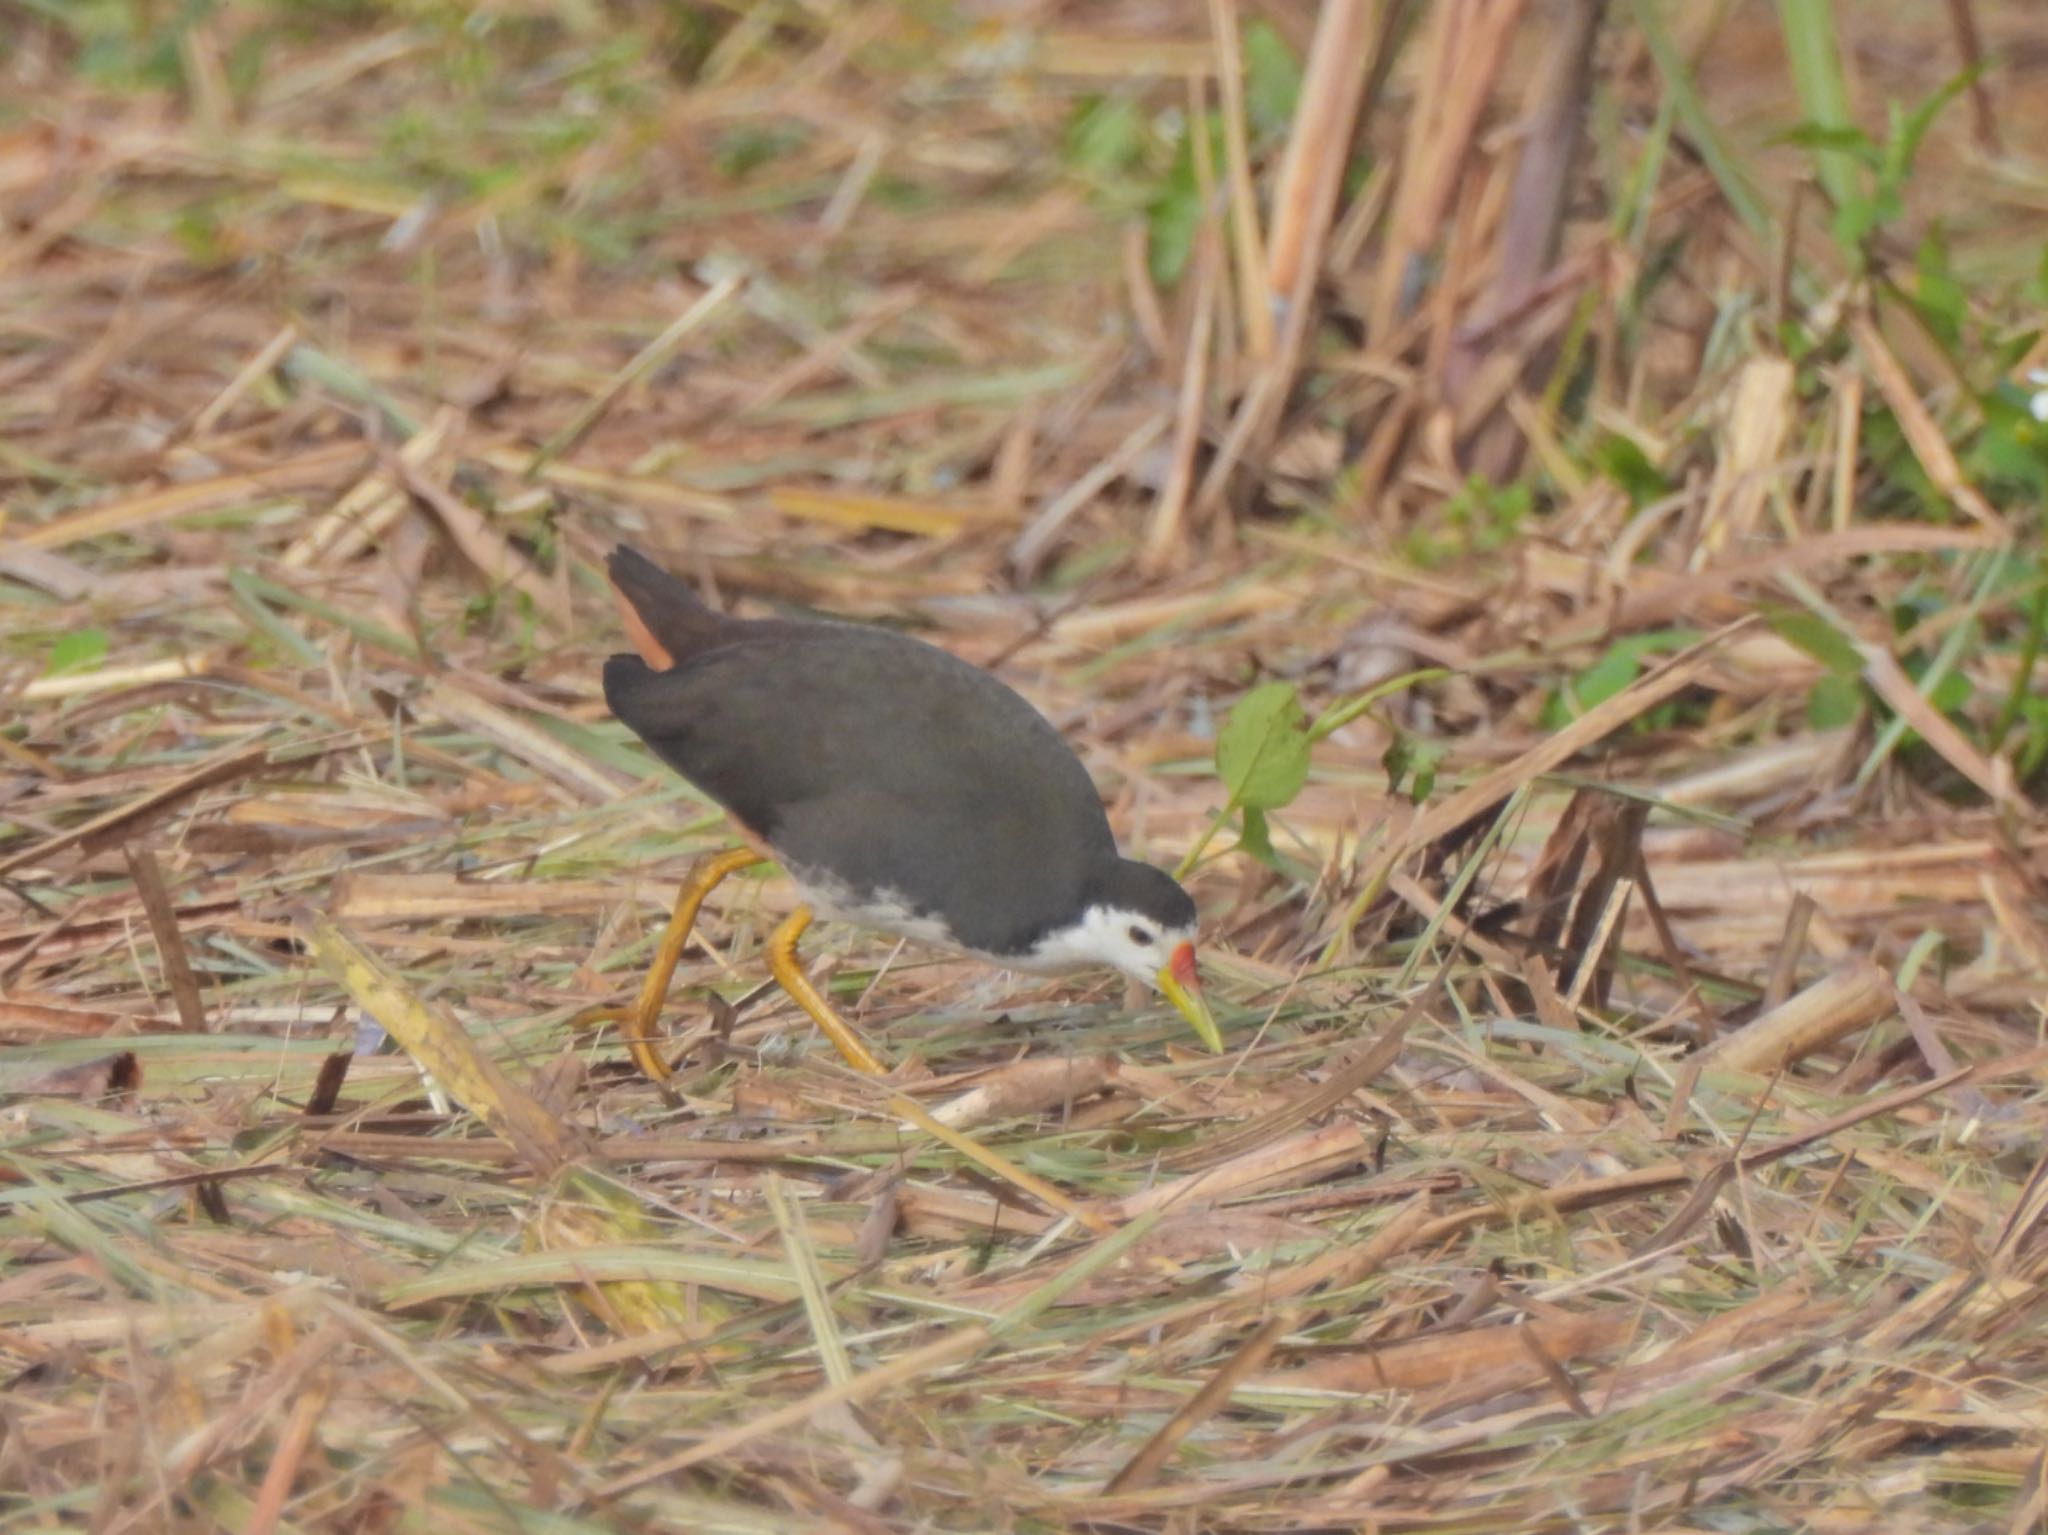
[603,624,1116,953]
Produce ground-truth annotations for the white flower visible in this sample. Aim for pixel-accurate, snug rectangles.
[2029,368,2048,424]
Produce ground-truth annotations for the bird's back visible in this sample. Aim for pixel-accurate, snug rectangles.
[603,552,1118,955]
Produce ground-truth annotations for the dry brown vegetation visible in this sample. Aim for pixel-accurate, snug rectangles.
[5,1,2048,1530]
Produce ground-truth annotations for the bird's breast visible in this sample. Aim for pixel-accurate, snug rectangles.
[787,864,960,950]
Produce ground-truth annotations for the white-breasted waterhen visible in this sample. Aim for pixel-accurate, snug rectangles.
[579,544,1217,1080]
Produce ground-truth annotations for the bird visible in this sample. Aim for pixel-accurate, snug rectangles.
[579,543,1216,1080]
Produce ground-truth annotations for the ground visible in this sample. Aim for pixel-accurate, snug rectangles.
[3,3,2048,1531]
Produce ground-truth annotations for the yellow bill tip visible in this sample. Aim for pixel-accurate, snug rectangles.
[1158,942,1221,1053]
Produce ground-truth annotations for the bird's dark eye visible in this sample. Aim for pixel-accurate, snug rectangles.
[1128,926,1154,946]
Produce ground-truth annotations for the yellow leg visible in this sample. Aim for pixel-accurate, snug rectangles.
[574,848,764,1083]
[767,905,889,1076]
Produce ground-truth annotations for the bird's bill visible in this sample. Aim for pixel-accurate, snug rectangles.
[1157,940,1220,1052]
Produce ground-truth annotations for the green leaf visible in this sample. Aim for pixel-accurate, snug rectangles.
[1965,388,2048,499]
[1913,227,1966,346]
[1382,732,1411,788]
[1443,473,1531,551]
[1772,121,1881,166]
[1564,626,1695,716]
[1408,742,1445,802]
[1924,668,1974,715]
[1591,431,1671,509]
[1884,67,1973,194]
[1234,805,1281,868]
[1243,21,1303,138]
[1146,160,1202,286]
[1064,95,1146,181]
[1216,680,1311,811]
[1832,201,1877,253]
[1384,734,1447,803]
[1572,642,1645,712]
[1807,673,1863,730]
[2025,244,2048,308]
[1146,112,1224,287]
[1547,629,1701,725]
[1778,0,1867,239]
[1766,610,1863,677]
[46,628,107,677]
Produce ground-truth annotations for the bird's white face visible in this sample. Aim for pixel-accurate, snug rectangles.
[1015,903,1196,983]
[1016,905,1219,1052]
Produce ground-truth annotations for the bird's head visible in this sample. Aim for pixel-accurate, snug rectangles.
[1058,859,1218,1052]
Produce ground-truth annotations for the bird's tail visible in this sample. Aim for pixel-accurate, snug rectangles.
[607,544,724,668]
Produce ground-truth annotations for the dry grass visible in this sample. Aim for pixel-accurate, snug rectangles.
[5,2,2048,1530]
